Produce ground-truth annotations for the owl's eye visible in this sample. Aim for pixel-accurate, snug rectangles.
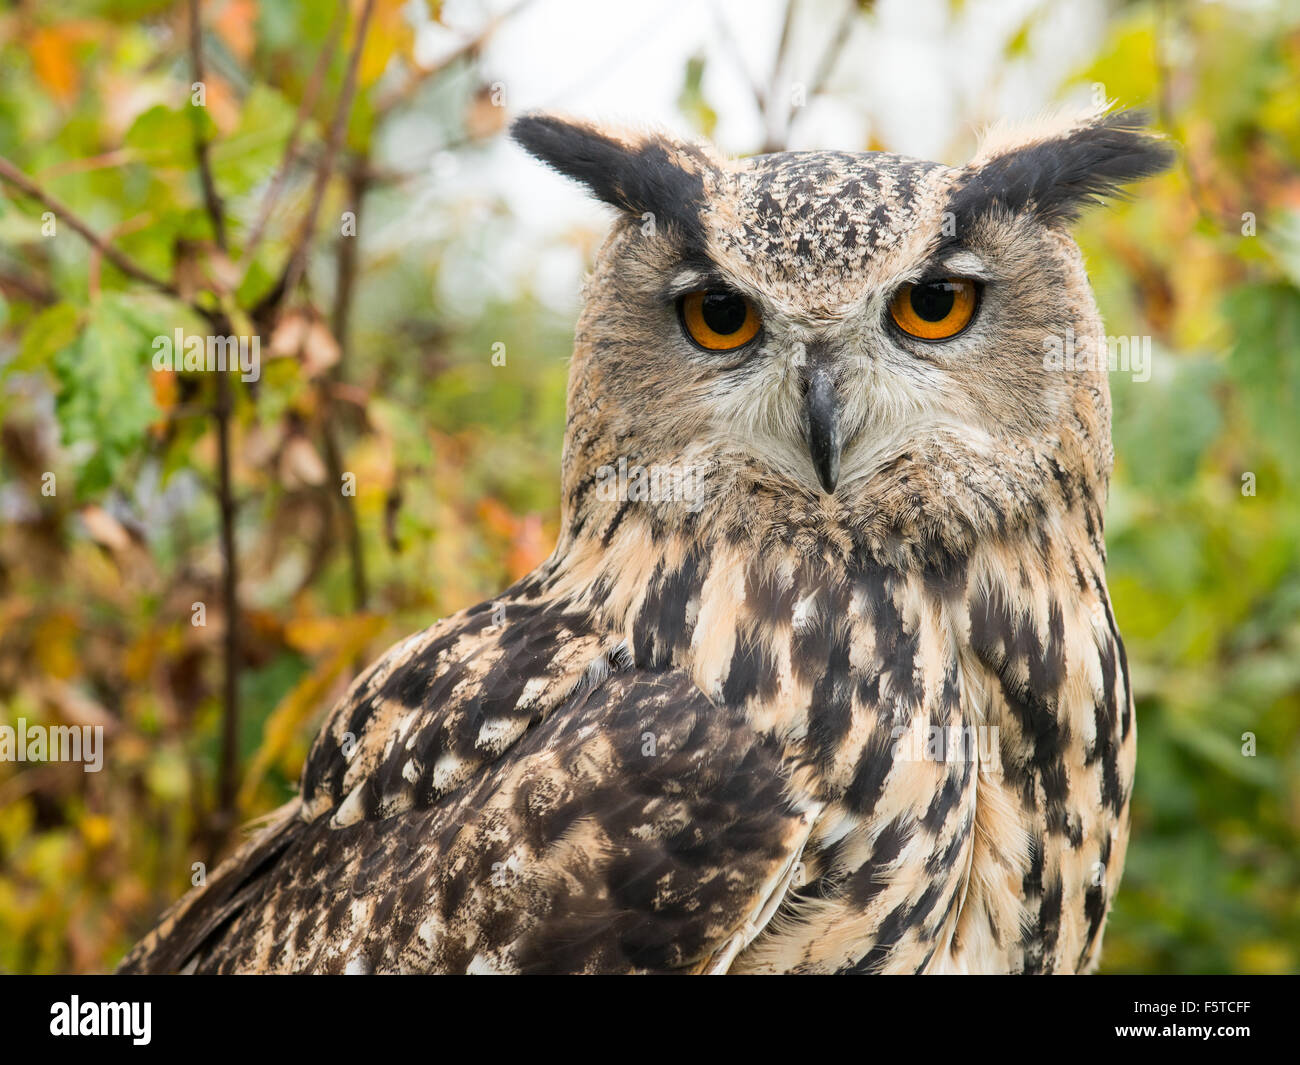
[679,290,761,351]
[889,278,979,341]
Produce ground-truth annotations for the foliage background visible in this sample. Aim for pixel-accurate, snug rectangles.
[0,0,1296,974]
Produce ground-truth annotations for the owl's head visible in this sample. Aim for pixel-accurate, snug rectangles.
[512,108,1172,562]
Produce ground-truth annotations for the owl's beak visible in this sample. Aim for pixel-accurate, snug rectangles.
[803,367,841,494]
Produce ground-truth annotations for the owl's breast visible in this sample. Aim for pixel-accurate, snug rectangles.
[670,529,1135,974]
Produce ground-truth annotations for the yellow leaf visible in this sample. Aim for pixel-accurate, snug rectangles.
[358,0,415,87]
[238,614,386,810]
[285,614,357,654]
[33,613,79,680]
[81,815,112,850]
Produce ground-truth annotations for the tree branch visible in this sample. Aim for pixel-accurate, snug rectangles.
[188,0,227,250]
[0,266,55,306]
[782,0,864,144]
[275,0,377,320]
[372,0,533,117]
[210,316,241,857]
[760,0,799,151]
[709,1,768,125]
[1154,0,1220,229]
[805,0,861,101]
[322,154,370,615]
[238,3,345,275]
[0,155,179,297]
[87,212,152,300]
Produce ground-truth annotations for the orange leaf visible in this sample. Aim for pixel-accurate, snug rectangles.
[476,497,517,540]
[31,27,79,104]
[149,368,179,425]
[214,0,257,62]
[507,514,547,579]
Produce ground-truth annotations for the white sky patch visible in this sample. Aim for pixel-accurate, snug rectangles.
[378,0,1107,313]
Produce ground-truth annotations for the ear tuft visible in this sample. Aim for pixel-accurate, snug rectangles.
[510,113,710,242]
[950,108,1175,229]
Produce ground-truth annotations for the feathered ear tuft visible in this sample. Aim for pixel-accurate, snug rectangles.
[949,108,1175,229]
[510,113,711,242]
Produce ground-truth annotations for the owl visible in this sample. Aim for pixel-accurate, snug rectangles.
[120,105,1171,974]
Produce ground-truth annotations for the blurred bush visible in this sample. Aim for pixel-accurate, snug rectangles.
[1070,1,1300,974]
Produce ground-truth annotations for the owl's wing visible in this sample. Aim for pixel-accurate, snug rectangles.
[118,597,819,974]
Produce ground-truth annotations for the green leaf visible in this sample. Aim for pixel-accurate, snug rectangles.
[9,302,81,375]
[125,104,209,170]
[1223,281,1300,477]
[210,84,299,199]
[676,54,718,139]
[51,293,163,496]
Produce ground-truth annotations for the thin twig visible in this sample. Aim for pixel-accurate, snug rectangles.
[0,155,179,297]
[188,0,227,249]
[275,0,377,321]
[211,348,241,857]
[770,0,798,100]
[329,159,365,364]
[37,149,132,181]
[373,0,534,116]
[805,0,861,100]
[783,0,863,143]
[709,1,767,123]
[238,2,345,275]
[0,267,55,306]
[322,154,370,614]
[1154,0,1220,229]
[351,130,496,189]
[760,0,799,151]
[189,0,237,855]
[320,414,368,614]
[88,212,153,300]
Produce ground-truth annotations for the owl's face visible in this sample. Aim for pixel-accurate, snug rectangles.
[514,111,1170,538]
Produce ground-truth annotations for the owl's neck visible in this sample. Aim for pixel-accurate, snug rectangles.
[543,416,1108,584]
[524,420,1109,672]
[510,430,1106,795]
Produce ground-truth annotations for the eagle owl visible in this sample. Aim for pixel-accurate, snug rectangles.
[121,106,1171,975]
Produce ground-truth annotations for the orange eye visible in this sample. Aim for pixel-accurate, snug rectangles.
[889,277,979,340]
[679,290,761,351]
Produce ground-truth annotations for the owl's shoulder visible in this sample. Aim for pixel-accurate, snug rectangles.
[121,586,820,973]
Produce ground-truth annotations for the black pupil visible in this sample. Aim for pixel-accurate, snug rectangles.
[700,292,748,335]
[910,281,957,322]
